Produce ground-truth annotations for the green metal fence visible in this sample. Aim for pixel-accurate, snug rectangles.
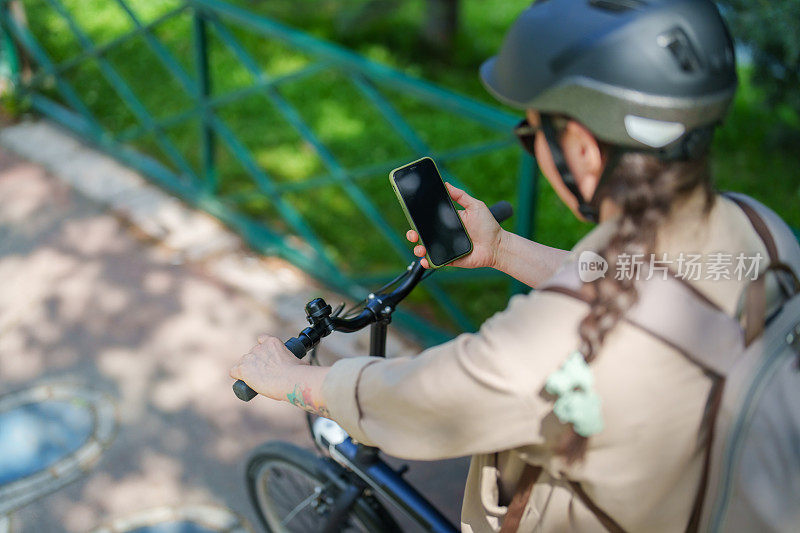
[0,0,538,345]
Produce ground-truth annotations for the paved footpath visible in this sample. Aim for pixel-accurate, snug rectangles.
[0,128,467,532]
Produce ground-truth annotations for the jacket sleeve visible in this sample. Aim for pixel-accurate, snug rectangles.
[321,291,588,460]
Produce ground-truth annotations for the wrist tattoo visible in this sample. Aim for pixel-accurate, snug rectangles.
[287,384,331,418]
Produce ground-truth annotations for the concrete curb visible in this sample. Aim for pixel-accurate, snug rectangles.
[0,120,239,261]
[0,119,419,360]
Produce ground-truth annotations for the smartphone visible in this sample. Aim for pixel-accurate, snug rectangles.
[389,157,473,268]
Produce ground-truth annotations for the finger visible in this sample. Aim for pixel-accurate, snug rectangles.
[406,229,419,243]
[413,245,426,258]
[445,182,478,210]
[421,257,430,269]
[229,364,242,380]
[257,334,269,344]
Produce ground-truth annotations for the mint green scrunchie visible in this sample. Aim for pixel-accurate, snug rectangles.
[545,351,604,437]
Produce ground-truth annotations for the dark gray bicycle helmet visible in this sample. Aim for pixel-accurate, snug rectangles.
[482,0,737,153]
[481,0,737,219]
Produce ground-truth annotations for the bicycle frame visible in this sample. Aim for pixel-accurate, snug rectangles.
[311,318,459,533]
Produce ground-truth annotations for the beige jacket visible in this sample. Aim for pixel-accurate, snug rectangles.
[322,191,768,532]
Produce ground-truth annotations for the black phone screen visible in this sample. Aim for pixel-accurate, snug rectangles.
[393,158,471,266]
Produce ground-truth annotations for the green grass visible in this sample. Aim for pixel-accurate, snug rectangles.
[17,0,800,334]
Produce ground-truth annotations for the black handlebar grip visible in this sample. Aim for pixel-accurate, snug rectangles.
[284,337,307,359]
[233,380,257,402]
[489,201,513,224]
[233,338,308,402]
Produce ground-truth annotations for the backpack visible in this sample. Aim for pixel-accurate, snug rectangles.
[695,194,800,532]
[502,193,800,533]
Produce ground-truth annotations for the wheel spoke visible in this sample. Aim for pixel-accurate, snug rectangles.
[280,491,318,527]
[269,469,317,523]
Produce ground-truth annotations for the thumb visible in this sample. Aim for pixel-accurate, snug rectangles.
[446,182,478,210]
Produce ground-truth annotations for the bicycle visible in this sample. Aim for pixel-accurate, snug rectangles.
[232,201,513,533]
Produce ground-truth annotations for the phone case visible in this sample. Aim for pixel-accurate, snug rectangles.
[389,156,473,269]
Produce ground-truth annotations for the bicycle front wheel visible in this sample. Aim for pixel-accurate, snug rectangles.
[246,441,399,533]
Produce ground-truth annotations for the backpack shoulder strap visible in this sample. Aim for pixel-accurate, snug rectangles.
[723,192,800,271]
[498,464,627,533]
[540,263,743,377]
[723,192,800,342]
[499,464,541,533]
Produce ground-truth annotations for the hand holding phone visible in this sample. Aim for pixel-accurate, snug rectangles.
[407,182,505,270]
[390,157,473,268]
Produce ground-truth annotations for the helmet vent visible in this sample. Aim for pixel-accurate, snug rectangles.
[588,0,646,12]
[658,28,702,73]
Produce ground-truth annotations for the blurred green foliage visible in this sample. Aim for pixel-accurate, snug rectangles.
[10,0,800,332]
[718,0,800,147]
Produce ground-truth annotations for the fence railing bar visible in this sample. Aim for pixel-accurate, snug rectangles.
[273,161,404,194]
[437,137,516,160]
[223,138,516,202]
[223,162,406,204]
[27,4,188,88]
[115,61,330,143]
[45,0,199,183]
[207,112,343,277]
[209,16,412,261]
[349,73,467,191]
[202,9,263,76]
[272,96,414,259]
[110,0,197,95]
[350,73,428,155]
[2,7,104,137]
[188,0,517,131]
[277,136,516,193]
[30,93,202,199]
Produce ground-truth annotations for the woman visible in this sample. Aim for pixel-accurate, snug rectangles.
[230,1,769,530]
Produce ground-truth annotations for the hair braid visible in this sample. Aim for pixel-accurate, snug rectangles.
[559,151,714,462]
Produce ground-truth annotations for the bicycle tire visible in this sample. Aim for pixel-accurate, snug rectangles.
[246,441,400,533]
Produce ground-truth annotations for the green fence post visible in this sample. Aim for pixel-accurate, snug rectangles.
[193,6,216,193]
[512,153,538,295]
[0,1,20,93]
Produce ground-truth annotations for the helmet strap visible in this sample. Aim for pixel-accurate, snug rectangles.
[541,114,601,223]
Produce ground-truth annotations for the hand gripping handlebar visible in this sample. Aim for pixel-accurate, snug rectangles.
[233,200,513,401]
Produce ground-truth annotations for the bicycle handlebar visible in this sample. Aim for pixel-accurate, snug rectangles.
[233,200,513,401]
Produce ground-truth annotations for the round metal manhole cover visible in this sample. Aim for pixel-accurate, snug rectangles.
[0,382,115,514]
[91,505,250,533]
